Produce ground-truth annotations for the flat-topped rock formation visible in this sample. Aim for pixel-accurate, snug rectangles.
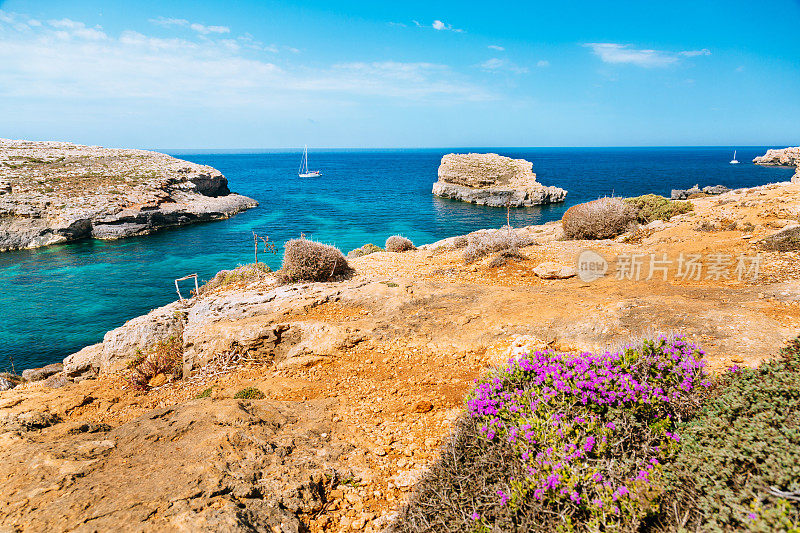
[0,139,258,251]
[432,152,567,207]
[753,146,800,183]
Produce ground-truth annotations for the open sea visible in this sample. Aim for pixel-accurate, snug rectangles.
[1,147,795,371]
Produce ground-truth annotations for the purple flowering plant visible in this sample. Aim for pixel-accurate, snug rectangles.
[465,335,708,529]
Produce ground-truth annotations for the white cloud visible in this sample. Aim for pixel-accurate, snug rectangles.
[679,48,711,57]
[585,43,711,68]
[431,19,463,32]
[488,45,505,51]
[0,12,490,106]
[536,60,550,68]
[150,16,230,35]
[480,57,528,74]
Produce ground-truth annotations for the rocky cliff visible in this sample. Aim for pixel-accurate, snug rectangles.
[0,139,257,251]
[753,146,800,183]
[432,153,567,207]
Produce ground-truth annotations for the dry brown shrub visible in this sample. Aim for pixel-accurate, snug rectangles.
[278,238,351,282]
[385,235,416,252]
[463,228,536,264]
[561,197,636,240]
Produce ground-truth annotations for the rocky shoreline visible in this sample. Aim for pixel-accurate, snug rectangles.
[753,146,800,183]
[432,153,567,207]
[0,139,257,251]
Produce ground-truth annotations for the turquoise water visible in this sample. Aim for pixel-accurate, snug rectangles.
[1,147,794,371]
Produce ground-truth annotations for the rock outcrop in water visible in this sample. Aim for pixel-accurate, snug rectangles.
[432,153,567,207]
[0,139,257,251]
[753,146,800,183]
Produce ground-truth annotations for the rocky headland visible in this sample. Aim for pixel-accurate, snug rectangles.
[2,181,800,531]
[431,153,567,207]
[0,139,257,251]
[754,146,800,183]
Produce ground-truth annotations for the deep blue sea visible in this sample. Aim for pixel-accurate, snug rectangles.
[1,147,794,371]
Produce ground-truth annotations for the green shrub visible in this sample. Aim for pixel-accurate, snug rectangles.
[196,387,213,399]
[656,337,800,532]
[200,262,271,294]
[386,235,416,252]
[462,228,536,264]
[278,238,351,282]
[624,194,693,224]
[124,336,183,391]
[561,197,636,240]
[347,243,383,258]
[234,386,265,400]
[392,337,708,532]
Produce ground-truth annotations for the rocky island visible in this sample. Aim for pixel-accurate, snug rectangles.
[753,146,800,183]
[432,152,567,207]
[0,139,257,251]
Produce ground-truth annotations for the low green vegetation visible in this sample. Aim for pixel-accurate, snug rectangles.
[233,386,265,400]
[392,336,800,533]
[657,338,800,532]
[623,194,693,224]
[347,243,383,258]
[196,387,213,399]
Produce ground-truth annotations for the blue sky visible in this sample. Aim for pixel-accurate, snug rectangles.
[0,0,798,148]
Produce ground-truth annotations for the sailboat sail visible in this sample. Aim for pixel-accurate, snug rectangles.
[298,145,321,177]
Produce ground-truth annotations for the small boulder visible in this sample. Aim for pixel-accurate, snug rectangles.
[0,377,14,391]
[22,363,63,382]
[533,261,577,279]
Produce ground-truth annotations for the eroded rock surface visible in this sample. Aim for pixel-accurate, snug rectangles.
[754,146,800,183]
[0,139,257,251]
[0,398,352,532]
[432,153,567,207]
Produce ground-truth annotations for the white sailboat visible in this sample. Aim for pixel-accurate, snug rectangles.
[298,145,321,177]
[729,150,739,164]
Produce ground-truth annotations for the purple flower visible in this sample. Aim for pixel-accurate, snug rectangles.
[471,512,480,521]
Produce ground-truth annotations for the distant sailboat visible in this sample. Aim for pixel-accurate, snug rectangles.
[729,150,739,164]
[298,145,321,177]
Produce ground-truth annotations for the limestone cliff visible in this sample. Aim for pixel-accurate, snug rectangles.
[753,146,800,183]
[432,153,567,207]
[0,139,258,251]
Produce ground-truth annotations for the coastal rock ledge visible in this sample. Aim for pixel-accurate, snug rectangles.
[0,139,258,251]
[432,153,567,207]
[753,146,800,183]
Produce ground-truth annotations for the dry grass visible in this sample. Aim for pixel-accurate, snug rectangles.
[462,228,536,264]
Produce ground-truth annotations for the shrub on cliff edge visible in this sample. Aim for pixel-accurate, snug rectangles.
[562,197,636,240]
[386,235,416,252]
[624,194,693,224]
[125,336,183,391]
[463,228,536,264]
[200,262,272,294]
[278,238,351,283]
[347,243,384,258]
